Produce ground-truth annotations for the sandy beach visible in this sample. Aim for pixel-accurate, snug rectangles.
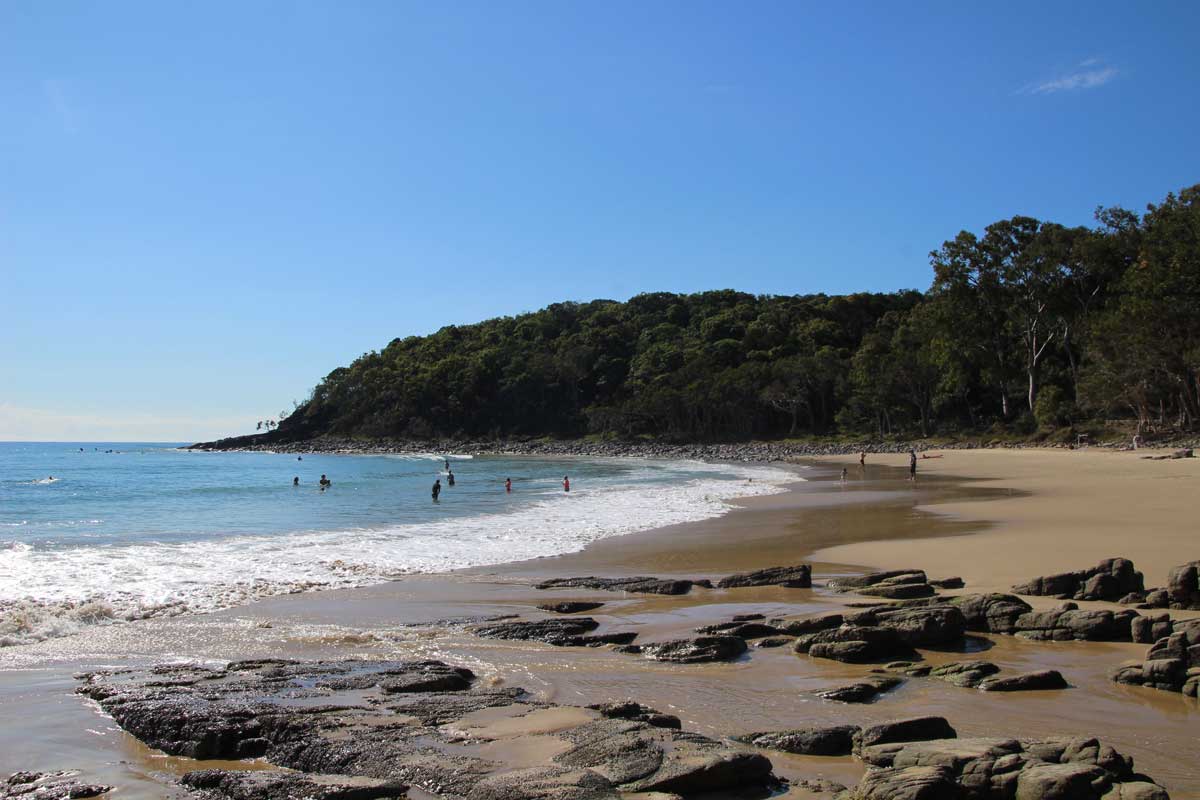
[2,449,1198,798]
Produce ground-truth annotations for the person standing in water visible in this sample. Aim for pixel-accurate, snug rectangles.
[444,459,450,471]
[432,478,442,501]
[293,476,299,486]
[447,470,455,487]
[840,468,848,483]
[859,451,866,467]
[505,477,512,493]
[908,450,917,481]
[562,475,570,492]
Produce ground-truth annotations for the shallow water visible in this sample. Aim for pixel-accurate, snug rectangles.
[0,442,797,644]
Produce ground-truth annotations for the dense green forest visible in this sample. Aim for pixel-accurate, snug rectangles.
[272,184,1199,442]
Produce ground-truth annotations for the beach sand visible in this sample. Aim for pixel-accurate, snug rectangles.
[1,449,1198,798]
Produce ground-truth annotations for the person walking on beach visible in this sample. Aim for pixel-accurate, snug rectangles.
[432,478,441,501]
[447,469,455,487]
[562,475,570,492]
[505,477,512,493]
[908,450,917,481]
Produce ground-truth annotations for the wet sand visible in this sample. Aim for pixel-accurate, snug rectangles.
[1,452,1198,798]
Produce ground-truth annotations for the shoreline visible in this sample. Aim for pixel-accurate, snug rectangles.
[2,451,1199,798]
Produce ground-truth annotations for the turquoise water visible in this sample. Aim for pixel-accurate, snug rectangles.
[0,442,797,645]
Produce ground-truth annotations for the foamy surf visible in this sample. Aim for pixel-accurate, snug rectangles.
[0,460,800,647]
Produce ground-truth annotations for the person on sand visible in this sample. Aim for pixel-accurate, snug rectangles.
[432,478,441,501]
[908,450,917,481]
[563,475,570,492]
[505,477,511,493]
[447,470,455,487]
[293,476,299,486]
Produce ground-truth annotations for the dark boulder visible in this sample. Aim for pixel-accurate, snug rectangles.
[1131,613,1173,644]
[769,612,844,636]
[635,636,748,663]
[978,669,1069,692]
[471,619,637,648]
[586,701,680,729]
[695,620,784,639]
[828,570,928,590]
[736,726,860,756]
[716,565,811,588]
[1012,558,1144,602]
[814,675,904,703]
[2,771,112,800]
[925,660,1001,688]
[852,716,957,752]
[1012,606,1137,642]
[795,625,915,664]
[535,577,698,595]
[945,593,1032,634]
[870,606,967,647]
[1167,561,1200,609]
[929,577,965,590]
[180,770,408,800]
[537,602,605,614]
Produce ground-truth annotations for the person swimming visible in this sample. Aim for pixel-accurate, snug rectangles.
[319,474,331,488]
[432,478,442,501]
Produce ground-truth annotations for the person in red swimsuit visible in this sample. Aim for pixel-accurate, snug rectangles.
[562,475,570,492]
[505,477,512,493]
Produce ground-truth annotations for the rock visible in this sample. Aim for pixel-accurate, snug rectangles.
[795,625,916,664]
[929,577,965,590]
[858,583,938,600]
[978,670,1070,692]
[586,701,680,729]
[1012,606,1137,642]
[769,612,844,635]
[76,660,778,800]
[695,621,783,639]
[946,594,1033,634]
[465,767,617,800]
[1142,589,1171,609]
[635,636,747,663]
[853,717,957,752]
[537,602,605,614]
[925,660,1001,688]
[845,765,959,800]
[535,577,698,596]
[1102,782,1171,800]
[378,663,475,694]
[1012,558,1144,602]
[754,637,793,648]
[870,606,967,647]
[793,777,849,795]
[814,675,904,703]
[180,770,409,799]
[736,726,860,756]
[2,771,112,799]
[828,570,929,590]
[716,565,812,589]
[471,619,636,648]
[1131,614,1172,644]
[1166,561,1200,609]
[1014,762,1112,800]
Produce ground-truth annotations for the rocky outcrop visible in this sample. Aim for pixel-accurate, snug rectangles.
[2,771,111,799]
[1012,604,1137,642]
[537,601,605,614]
[585,701,680,729]
[794,625,916,664]
[813,675,904,703]
[75,660,778,800]
[848,734,1167,800]
[893,660,1001,688]
[978,669,1069,692]
[1012,558,1144,602]
[853,717,958,751]
[695,619,784,639]
[180,770,408,800]
[715,565,812,589]
[1131,613,1173,644]
[623,636,748,663]
[829,570,937,600]
[865,605,968,647]
[1166,561,1200,609]
[736,726,860,757]
[944,594,1033,634]
[768,612,845,636]
[1112,617,1200,695]
[472,618,637,648]
[535,577,705,595]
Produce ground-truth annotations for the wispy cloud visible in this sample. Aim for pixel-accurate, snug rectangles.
[1023,60,1119,95]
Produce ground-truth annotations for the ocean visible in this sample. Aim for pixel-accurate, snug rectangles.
[0,442,798,646]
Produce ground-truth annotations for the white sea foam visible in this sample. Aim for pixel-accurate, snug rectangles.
[0,461,800,647]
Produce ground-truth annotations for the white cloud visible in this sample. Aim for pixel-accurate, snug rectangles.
[1023,61,1119,95]
[0,403,252,443]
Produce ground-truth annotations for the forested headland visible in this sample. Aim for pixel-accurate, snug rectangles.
[225,184,1200,446]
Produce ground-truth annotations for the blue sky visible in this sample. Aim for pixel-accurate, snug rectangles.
[2,2,1197,441]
